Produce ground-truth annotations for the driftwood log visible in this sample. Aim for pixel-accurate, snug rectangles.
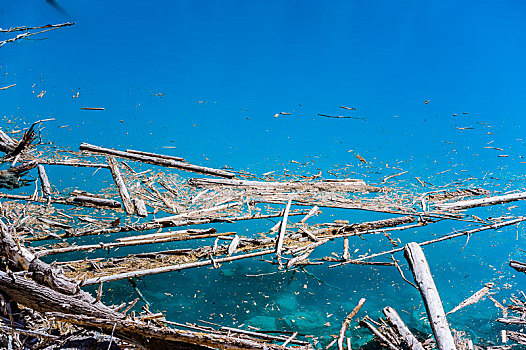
[188,177,382,192]
[382,306,425,350]
[107,156,135,214]
[435,191,526,211]
[337,298,366,350]
[404,242,456,350]
[80,143,235,178]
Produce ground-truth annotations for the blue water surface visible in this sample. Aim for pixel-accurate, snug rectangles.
[1,0,526,347]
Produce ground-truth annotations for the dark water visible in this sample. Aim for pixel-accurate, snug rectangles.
[2,0,526,347]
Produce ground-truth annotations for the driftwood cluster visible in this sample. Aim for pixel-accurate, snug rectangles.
[0,117,524,350]
[2,21,526,350]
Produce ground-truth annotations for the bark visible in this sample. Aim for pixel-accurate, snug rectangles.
[83,249,275,285]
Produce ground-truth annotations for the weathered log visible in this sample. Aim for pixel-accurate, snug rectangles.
[313,216,415,237]
[331,216,526,267]
[37,229,226,257]
[154,202,241,223]
[227,235,241,256]
[276,199,292,265]
[435,191,526,211]
[286,249,314,269]
[80,143,235,178]
[496,318,526,325]
[126,149,185,162]
[446,283,493,315]
[0,220,81,297]
[404,242,455,350]
[0,270,122,320]
[299,206,319,223]
[337,298,366,350]
[342,237,350,261]
[3,122,38,159]
[107,157,134,215]
[133,198,148,217]
[382,307,425,350]
[49,313,308,350]
[37,164,52,196]
[188,177,381,192]
[83,249,275,285]
[37,217,72,229]
[28,211,309,241]
[0,129,17,153]
[71,195,122,208]
[39,160,110,168]
[509,260,526,273]
[359,318,399,350]
[116,228,218,243]
[506,331,526,345]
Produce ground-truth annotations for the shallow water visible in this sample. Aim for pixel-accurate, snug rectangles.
[2,0,526,347]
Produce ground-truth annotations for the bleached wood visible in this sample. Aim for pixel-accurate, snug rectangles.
[107,157,135,215]
[404,242,456,350]
[276,199,292,265]
[80,142,235,178]
[83,249,275,285]
[435,191,526,211]
[37,164,52,196]
[383,306,425,350]
[337,298,366,350]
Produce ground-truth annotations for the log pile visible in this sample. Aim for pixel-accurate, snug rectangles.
[0,116,525,350]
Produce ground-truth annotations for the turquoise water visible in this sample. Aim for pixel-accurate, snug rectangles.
[2,0,526,347]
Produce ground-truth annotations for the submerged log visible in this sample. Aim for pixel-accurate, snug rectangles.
[404,242,455,350]
[382,307,425,350]
[446,283,493,315]
[80,143,235,178]
[337,298,366,350]
[83,249,275,285]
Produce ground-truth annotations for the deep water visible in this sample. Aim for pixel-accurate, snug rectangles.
[1,0,526,347]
